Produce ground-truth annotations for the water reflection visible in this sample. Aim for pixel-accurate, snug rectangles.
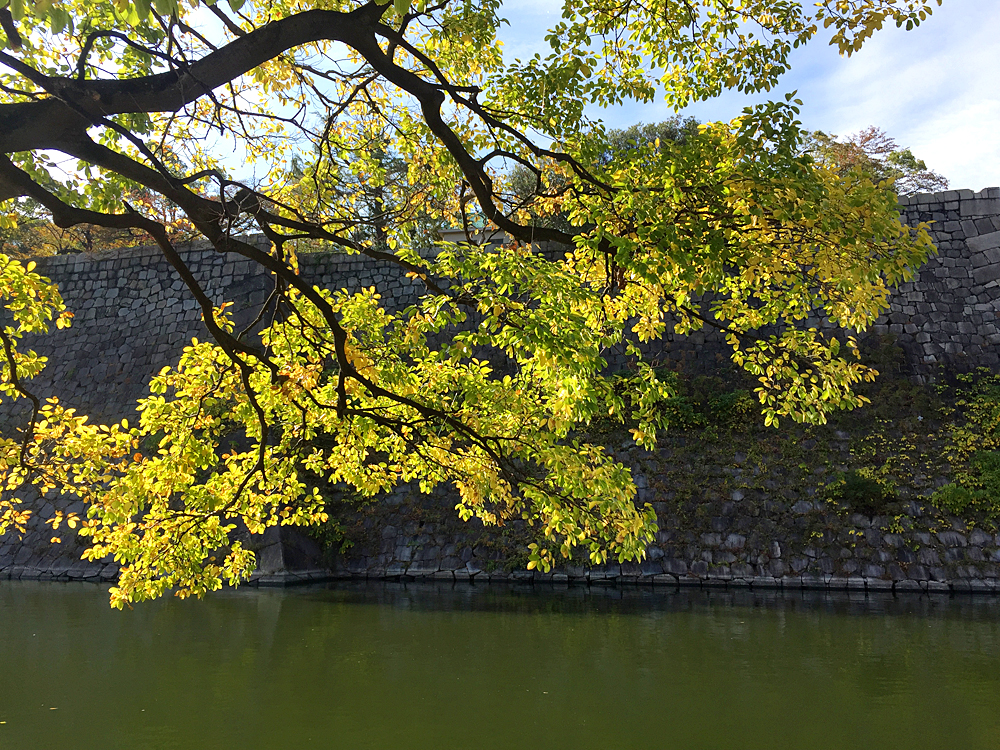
[1,581,998,749]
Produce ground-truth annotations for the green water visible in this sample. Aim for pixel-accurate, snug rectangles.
[1,582,999,749]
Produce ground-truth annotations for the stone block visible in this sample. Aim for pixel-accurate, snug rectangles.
[639,559,662,576]
[922,580,949,593]
[918,548,941,566]
[969,579,993,594]
[663,558,687,576]
[971,251,992,268]
[938,531,967,547]
[722,534,746,550]
[969,528,992,546]
[962,199,1000,218]
[862,563,885,578]
[406,562,438,578]
[973,264,1000,286]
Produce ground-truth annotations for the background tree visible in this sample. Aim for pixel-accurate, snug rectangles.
[0,0,940,606]
[806,126,949,196]
[0,146,199,255]
[0,197,153,255]
[283,138,447,255]
[507,116,701,232]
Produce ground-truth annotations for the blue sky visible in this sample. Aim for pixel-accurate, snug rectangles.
[499,0,1000,192]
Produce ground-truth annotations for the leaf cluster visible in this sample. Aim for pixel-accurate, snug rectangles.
[0,0,946,603]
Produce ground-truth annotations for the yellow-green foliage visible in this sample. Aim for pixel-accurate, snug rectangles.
[931,371,1000,523]
[823,468,896,516]
[0,0,943,606]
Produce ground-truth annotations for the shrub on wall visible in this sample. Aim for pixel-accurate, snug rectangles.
[929,370,1000,526]
[931,451,1000,523]
[823,469,897,516]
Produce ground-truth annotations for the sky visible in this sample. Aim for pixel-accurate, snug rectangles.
[498,0,1000,192]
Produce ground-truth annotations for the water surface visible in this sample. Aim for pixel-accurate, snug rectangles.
[1,581,998,749]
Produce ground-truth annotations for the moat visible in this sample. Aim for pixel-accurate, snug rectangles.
[1,581,998,749]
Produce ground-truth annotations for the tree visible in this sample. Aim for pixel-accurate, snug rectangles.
[806,126,948,196]
[0,0,940,607]
[0,196,157,255]
[0,145,200,255]
[508,116,701,232]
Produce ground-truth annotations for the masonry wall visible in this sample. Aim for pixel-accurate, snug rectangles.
[644,187,1000,378]
[4,187,1000,590]
[0,237,426,427]
[888,188,1000,371]
[9,186,1000,425]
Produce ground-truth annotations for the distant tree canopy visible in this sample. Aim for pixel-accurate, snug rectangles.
[509,119,946,235]
[507,117,701,232]
[0,0,941,607]
[0,197,158,256]
[0,144,199,256]
[806,126,949,196]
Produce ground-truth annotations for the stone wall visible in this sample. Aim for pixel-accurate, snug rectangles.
[0,237,426,427]
[323,425,1000,595]
[889,188,1000,372]
[638,187,1000,378]
[4,187,1000,592]
[7,185,1000,424]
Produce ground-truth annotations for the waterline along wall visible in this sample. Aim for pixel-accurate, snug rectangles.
[3,187,1000,591]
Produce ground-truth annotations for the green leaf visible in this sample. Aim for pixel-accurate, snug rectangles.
[49,6,68,33]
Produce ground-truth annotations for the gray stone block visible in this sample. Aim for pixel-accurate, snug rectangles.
[969,230,1000,252]
[969,579,993,594]
[663,558,687,576]
[938,531,968,547]
[962,199,1000,218]
[970,528,992,546]
[973,264,1000,286]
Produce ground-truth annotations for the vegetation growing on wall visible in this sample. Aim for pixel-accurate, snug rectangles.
[928,371,1000,524]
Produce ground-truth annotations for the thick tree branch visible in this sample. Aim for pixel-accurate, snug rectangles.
[0,5,387,152]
